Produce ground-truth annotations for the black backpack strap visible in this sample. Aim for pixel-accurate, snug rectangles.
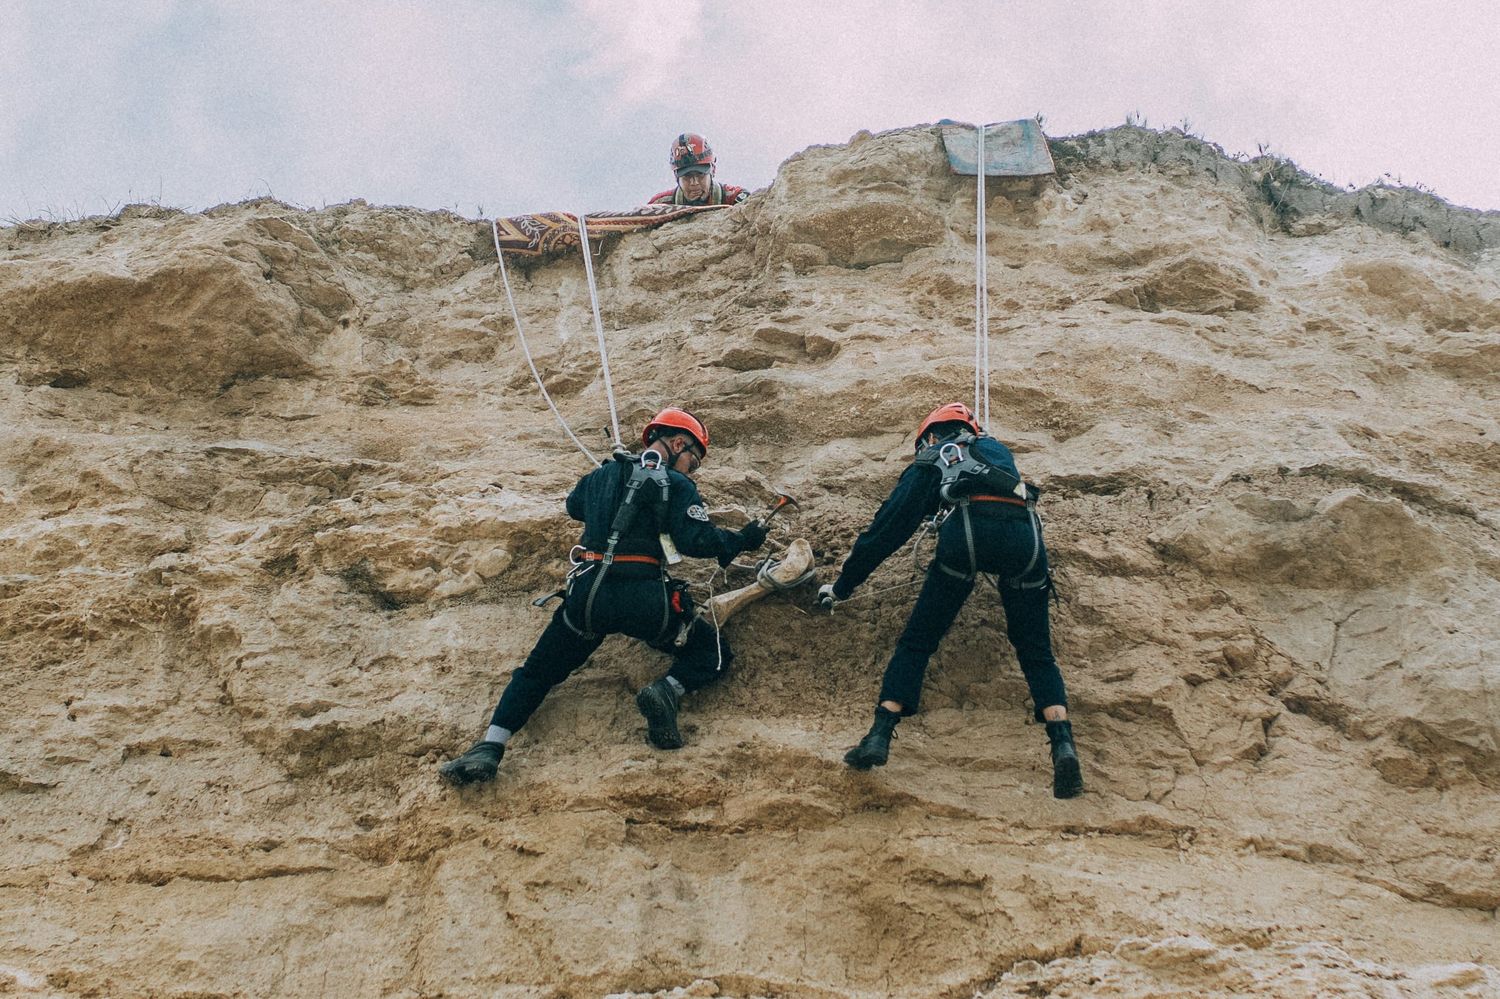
[581,452,677,634]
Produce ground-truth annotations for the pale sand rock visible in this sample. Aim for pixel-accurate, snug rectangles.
[1,125,1497,997]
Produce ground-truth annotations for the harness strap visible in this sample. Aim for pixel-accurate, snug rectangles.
[935,560,973,581]
[672,181,726,206]
[967,494,1027,506]
[960,504,979,580]
[576,552,661,566]
[564,565,676,644]
[934,505,1050,589]
[576,453,677,637]
[654,577,672,644]
[560,601,594,639]
[923,433,1029,507]
[1016,510,1045,587]
[932,504,983,582]
[579,563,607,638]
[997,509,1047,591]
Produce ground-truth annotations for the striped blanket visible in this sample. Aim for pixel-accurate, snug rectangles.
[492,204,729,256]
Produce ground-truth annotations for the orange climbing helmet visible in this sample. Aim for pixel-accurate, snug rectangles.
[643,407,710,457]
[670,133,716,176]
[914,402,980,449]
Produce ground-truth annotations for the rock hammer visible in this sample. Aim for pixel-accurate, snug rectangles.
[755,490,799,529]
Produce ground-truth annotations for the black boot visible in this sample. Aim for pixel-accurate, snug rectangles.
[438,740,504,786]
[844,706,900,770]
[1046,720,1084,799]
[636,678,684,750]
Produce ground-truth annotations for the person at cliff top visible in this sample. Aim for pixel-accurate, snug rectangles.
[648,133,750,207]
[438,408,769,786]
[817,402,1085,799]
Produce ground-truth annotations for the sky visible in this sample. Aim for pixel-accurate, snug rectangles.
[3,0,1499,223]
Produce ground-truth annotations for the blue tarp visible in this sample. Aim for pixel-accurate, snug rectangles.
[938,119,1055,177]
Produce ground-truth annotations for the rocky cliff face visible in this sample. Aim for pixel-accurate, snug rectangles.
[2,125,1497,998]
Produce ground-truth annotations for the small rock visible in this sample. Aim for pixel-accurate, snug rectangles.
[473,547,512,579]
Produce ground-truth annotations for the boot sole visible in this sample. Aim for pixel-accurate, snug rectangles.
[843,746,888,770]
[438,745,502,787]
[1052,754,1084,799]
[438,762,497,787]
[636,687,684,750]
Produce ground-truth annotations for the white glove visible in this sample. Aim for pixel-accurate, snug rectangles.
[817,583,840,611]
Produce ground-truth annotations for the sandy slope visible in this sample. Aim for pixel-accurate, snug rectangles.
[2,124,1497,998]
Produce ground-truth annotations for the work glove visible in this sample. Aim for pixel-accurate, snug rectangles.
[736,521,769,553]
[718,522,766,568]
[817,583,840,611]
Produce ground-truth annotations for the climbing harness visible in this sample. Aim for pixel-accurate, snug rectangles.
[913,432,1031,505]
[913,432,1044,586]
[562,450,678,641]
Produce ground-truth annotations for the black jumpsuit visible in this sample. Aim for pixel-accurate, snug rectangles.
[488,456,752,734]
[829,434,1069,719]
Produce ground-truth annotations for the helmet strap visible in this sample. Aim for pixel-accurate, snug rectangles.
[647,431,688,457]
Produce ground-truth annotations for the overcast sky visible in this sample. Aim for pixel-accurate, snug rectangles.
[4,1,1498,224]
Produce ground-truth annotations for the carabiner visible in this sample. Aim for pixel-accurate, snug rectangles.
[566,545,593,581]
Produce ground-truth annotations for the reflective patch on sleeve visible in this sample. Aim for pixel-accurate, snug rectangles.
[686,504,710,522]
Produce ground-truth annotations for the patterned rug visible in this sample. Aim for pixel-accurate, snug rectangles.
[492,204,729,256]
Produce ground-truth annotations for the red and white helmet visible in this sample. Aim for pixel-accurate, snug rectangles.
[915,402,980,449]
[669,133,716,176]
[643,407,709,457]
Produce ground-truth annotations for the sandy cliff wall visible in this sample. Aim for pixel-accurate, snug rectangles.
[2,124,1497,997]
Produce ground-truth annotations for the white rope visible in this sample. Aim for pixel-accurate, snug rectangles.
[576,213,623,450]
[491,220,601,467]
[841,575,927,605]
[974,122,991,428]
[981,141,991,429]
[973,123,982,421]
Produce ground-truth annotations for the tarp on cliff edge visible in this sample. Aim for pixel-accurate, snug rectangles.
[493,203,730,256]
[939,118,1055,176]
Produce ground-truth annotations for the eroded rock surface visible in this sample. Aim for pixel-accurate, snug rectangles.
[2,126,1498,997]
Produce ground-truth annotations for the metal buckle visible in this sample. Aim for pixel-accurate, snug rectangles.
[938,442,964,466]
[640,450,664,470]
[924,507,953,532]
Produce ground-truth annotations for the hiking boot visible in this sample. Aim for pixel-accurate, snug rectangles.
[844,706,900,770]
[636,678,684,750]
[438,740,504,787]
[1046,719,1084,799]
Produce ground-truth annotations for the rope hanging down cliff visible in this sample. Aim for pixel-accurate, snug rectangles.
[973,122,992,429]
[491,217,627,466]
[491,219,601,466]
[576,214,624,451]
